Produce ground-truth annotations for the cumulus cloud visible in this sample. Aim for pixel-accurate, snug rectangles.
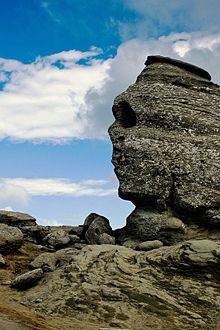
[0,48,112,142]
[0,32,220,142]
[0,178,117,198]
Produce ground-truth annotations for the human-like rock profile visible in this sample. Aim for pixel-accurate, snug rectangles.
[109,55,220,237]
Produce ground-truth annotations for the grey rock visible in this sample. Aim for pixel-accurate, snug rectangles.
[146,239,220,270]
[0,224,23,254]
[125,208,186,245]
[84,213,100,228]
[69,234,81,244]
[98,233,116,245]
[0,211,36,228]
[136,240,163,251]
[109,55,220,224]
[23,243,220,329]
[21,225,50,244]
[11,268,43,290]
[0,253,6,267]
[67,225,84,238]
[122,239,140,249]
[30,248,76,271]
[43,229,70,249]
[85,213,113,244]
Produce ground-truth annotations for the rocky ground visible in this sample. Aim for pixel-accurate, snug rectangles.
[0,210,219,330]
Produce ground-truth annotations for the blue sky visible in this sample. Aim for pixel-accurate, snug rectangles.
[0,0,220,228]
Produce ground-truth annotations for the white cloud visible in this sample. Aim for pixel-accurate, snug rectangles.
[1,206,14,211]
[0,48,112,142]
[0,32,220,142]
[38,218,62,226]
[0,179,29,208]
[0,178,117,198]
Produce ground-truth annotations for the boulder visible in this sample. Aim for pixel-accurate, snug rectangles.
[84,213,114,244]
[136,240,163,251]
[43,229,70,249]
[0,224,23,254]
[124,208,186,245]
[30,248,76,272]
[98,233,116,245]
[109,55,220,225]
[11,268,43,290]
[0,211,36,228]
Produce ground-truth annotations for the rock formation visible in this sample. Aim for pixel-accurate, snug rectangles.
[0,56,219,330]
[109,55,220,244]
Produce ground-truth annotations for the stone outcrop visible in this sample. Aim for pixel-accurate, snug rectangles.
[21,242,220,330]
[109,55,220,229]
[84,213,115,244]
[0,211,37,228]
[0,224,23,253]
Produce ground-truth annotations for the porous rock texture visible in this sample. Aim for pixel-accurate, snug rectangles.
[109,55,220,227]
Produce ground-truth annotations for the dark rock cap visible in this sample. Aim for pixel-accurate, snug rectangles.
[145,55,211,81]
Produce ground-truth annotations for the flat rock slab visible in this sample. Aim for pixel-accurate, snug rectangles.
[0,314,36,330]
[0,211,36,228]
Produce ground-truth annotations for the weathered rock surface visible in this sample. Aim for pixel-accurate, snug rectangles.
[84,213,115,244]
[124,208,186,245]
[0,211,37,228]
[0,224,23,254]
[109,55,220,226]
[43,229,71,249]
[21,242,220,329]
[11,268,43,290]
[30,248,77,272]
[136,240,163,251]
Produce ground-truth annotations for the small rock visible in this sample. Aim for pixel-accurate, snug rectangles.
[69,234,81,244]
[68,225,84,238]
[136,240,163,251]
[98,233,115,245]
[85,214,113,244]
[43,229,70,249]
[30,248,76,271]
[11,268,43,290]
[0,224,23,254]
[122,240,140,249]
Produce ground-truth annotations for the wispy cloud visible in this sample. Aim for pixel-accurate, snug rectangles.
[0,178,117,198]
[0,32,220,143]
[0,179,30,207]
